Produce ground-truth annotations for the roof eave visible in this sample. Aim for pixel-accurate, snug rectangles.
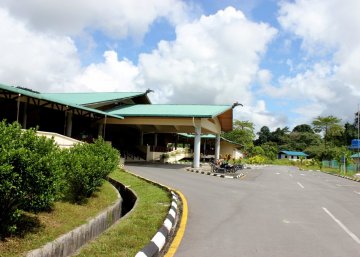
[0,84,123,119]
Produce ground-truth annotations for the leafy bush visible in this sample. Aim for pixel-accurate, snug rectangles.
[0,121,62,236]
[246,155,268,164]
[63,138,119,203]
[249,146,265,157]
[232,158,244,164]
[270,158,294,166]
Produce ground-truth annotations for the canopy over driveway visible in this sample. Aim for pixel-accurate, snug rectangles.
[104,104,235,168]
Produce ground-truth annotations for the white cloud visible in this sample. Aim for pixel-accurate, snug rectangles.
[68,51,140,92]
[264,62,337,101]
[0,0,190,41]
[237,100,288,131]
[137,6,277,108]
[0,8,80,91]
[257,69,272,87]
[275,0,360,124]
[279,0,360,53]
[0,3,282,130]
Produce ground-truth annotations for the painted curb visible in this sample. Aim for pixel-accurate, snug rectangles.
[124,170,182,257]
[164,190,187,257]
[324,171,360,183]
[135,192,179,257]
[185,167,244,179]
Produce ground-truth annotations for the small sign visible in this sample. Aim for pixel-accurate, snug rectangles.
[351,139,360,148]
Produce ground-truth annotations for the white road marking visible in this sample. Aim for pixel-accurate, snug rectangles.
[322,207,360,245]
[354,191,360,195]
[289,174,293,177]
[276,172,280,175]
[300,174,305,176]
[297,182,304,189]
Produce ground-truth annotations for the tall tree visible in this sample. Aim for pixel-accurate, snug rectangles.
[282,131,321,151]
[271,127,290,145]
[222,120,255,150]
[312,116,342,147]
[343,122,357,145]
[260,142,278,160]
[255,126,271,145]
[292,124,314,133]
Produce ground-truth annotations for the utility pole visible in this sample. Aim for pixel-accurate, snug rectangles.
[356,104,360,172]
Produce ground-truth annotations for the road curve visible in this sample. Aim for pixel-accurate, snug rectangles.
[125,163,360,257]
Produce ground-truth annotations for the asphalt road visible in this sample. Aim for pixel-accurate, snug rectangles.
[125,163,360,257]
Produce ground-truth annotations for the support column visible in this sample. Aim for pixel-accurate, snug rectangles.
[16,94,21,123]
[175,134,178,150]
[193,125,201,168]
[22,101,27,129]
[154,133,158,147]
[103,115,107,140]
[66,112,73,137]
[215,134,220,161]
[140,131,144,146]
[98,123,104,138]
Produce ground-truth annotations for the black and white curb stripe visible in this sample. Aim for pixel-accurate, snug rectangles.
[135,192,179,257]
[185,168,244,179]
[323,171,360,182]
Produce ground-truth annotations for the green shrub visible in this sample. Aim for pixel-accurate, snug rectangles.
[0,121,62,236]
[246,155,268,164]
[63,138,119,203]
[270,158,294,166]
[232,158,244,164]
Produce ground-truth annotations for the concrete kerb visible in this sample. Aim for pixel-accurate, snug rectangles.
[135,192,180,257]
[26,182,124,257]
[124,170,183,257]
[324,171,360,182]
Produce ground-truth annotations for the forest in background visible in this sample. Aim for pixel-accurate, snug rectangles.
[222,111,360,164]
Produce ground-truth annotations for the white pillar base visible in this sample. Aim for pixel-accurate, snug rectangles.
[66,112,73,137]
[215,134,220,160]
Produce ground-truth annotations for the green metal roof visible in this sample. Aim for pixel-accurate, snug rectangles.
[351,153,360,158]
[107,104,232,118]
[0,83,123,119]
[279,150,308,156]
[42,92,146,106]
[221,137,243,147]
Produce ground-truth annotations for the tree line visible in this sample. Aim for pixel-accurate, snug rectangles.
[222,112,359,162]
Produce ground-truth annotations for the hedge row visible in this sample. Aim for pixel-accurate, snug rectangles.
[0,121,120,237]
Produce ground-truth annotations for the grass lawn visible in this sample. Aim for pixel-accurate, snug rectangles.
[75,169,171,257]
[0,181,119,257]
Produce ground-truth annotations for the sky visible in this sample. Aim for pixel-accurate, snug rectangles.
[0,0,359,131]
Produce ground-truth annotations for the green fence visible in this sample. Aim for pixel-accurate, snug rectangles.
[322,160,360,172]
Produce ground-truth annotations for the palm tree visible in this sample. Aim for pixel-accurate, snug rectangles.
[312,115,342,147]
